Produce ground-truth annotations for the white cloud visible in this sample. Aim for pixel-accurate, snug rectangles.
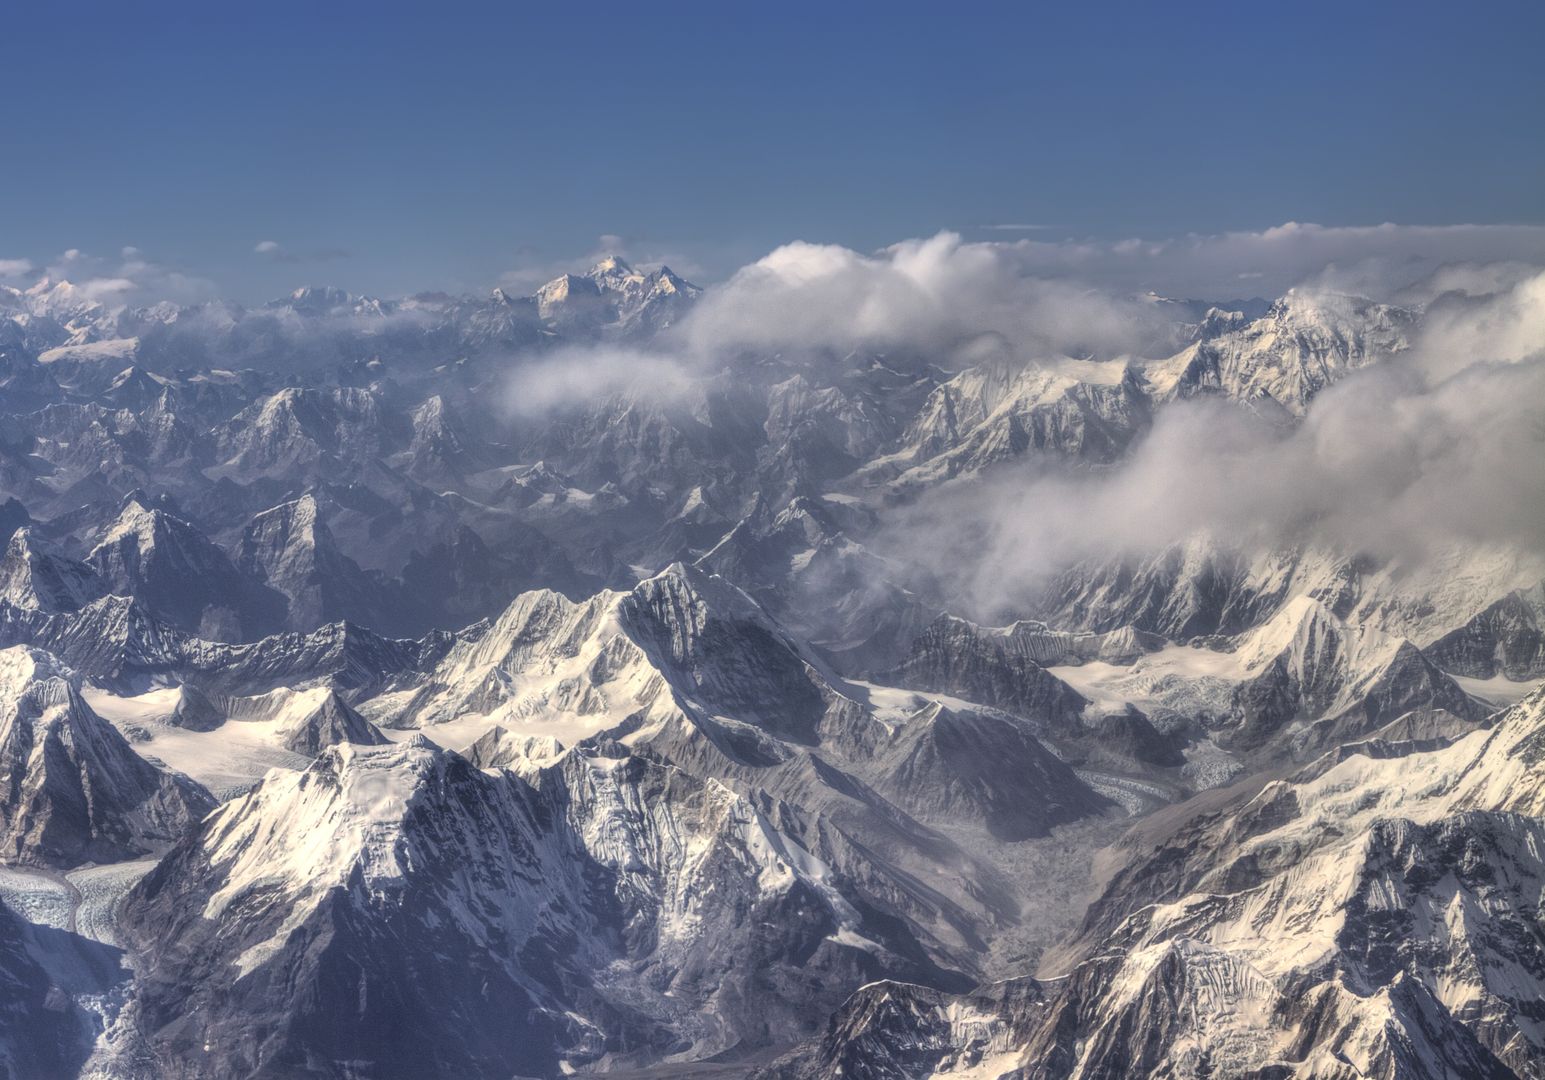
[502,345,697,416]
[648,222,1545,369]
[36,247,217,307]
[997,221,1545,299]
[675,232,1187,360]
[253,239,350,265]
[76,277,138,301]
[0,258,33,278]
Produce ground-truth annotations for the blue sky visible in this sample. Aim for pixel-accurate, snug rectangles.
[4,0,1543,302]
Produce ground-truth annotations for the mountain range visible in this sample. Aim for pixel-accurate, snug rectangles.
[0,254,1539,1078]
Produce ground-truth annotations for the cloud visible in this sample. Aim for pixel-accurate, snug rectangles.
[76,277,138,301]
[875,267,1545,620]
[254,240,351,264]
[31,247,218,307]
[502,345,697,417]
[653,222,1545,369]
[996,222,1545,300]
[0,259,33,279]
[675,232,1189,361]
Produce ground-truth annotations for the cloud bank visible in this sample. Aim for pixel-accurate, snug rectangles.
[501,222,1545,549]
[662,224,1545,366]
[677,232,1186,361]
[992,222,1545,300]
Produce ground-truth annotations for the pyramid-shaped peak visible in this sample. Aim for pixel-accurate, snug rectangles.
[280,689,389,756]
[590,254,635,276]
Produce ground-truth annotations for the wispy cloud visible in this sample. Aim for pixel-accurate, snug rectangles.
[254,240,352,264]
[502,344,698,416]
[995,221,1545,299]
[26,246,218,306]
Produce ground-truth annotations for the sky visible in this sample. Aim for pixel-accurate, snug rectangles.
[3,0,1544,302]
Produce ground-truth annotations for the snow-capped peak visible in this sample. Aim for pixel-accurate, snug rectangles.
[0,643,75,698]
[201,736,444,921]
[589,254,635,277]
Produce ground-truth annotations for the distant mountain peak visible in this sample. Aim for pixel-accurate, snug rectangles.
[283,284,353,308]
[589,254,635,276]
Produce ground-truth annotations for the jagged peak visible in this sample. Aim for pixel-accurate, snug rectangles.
[280,688,388,755]
[3,524,41,557]
[1236,594,1416,685]
[464,725,567,771]
[621,561,849,699]
[98,494,166,547]
[1260,287,1415,336]
[0,643,75,697]
[633,560,757,614]
[24,277,105,312]
[248,491,323,534]
[0,527,103,612]
[107,364,173,389]
[199,736,455,921]
[277,285,354,310]
[536,272,599,297]
[648,265,698,296]
[411,393,457,430]
[589,254,635,277]
[94,492,200,554]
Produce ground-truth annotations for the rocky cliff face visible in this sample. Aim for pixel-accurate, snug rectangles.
[237,493,396,633]
[0,528,104,612]
[275,688,390,755]
[873,615,1091,729]
[1425,583,1545,679]
[0,898,98,1079]
[1225,595,1486,754]
[0,646,213,868]
[87,497,283,641]
[870,702,1112,840]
